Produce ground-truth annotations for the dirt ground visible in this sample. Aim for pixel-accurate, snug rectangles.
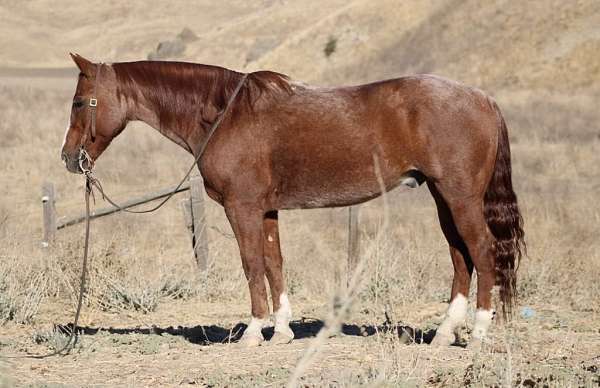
[2,1,600,386]
[1,298,599,387]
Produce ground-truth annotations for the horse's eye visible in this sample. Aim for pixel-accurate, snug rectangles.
[72,100,84,109]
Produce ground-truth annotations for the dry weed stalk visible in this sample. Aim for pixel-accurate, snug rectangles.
[0,258,47,324]
[287,155,390,387]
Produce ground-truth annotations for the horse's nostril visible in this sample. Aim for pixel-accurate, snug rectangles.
[61,151,68,163]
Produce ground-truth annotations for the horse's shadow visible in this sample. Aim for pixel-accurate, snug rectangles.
[56,318,438,346]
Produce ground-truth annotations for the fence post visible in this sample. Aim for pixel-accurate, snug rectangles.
[41,182,56,247]
[189,170,209,272]
[347,205,360,282]
[180,198,193,234]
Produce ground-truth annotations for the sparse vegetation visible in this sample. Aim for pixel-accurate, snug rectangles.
[32,327,77,353]
[0,257,47,324]
[324,36,337,58]
[1,0,599,386]
[92,270,200,313]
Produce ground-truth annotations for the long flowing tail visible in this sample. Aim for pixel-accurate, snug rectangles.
[483,103,526,318]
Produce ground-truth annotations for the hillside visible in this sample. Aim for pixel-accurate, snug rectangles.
[2,0,598,93]
[1,2,599,386]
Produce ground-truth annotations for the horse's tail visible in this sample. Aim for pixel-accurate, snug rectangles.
[483,102,525,319]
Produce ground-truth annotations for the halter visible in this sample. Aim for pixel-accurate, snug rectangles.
[79,68,249,211]
[77,63,102,173]
[88,63,103,143]
[16,69,249,359]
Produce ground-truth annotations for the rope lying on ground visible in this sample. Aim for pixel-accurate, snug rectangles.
[1,179,92,359]
[0,73,248,359]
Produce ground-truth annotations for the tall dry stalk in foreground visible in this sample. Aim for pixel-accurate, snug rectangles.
[287,155,390,387]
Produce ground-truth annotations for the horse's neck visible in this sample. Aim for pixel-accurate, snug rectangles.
[125,70,228,155]
[132,100,194,153]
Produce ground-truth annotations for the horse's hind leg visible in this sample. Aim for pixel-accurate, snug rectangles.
[429,183,473,346]
[263,211,294,344]
[430,183,496,348]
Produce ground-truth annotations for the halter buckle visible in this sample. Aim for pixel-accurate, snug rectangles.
[89,98,97,107]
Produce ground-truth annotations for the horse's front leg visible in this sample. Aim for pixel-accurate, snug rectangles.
[224,201,269,347]
[263,210,294,345]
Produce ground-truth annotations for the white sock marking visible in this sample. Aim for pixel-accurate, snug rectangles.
[274,293,294,338]
[472,309,495,339]
[437,293,468,337]
[245,316,267,340]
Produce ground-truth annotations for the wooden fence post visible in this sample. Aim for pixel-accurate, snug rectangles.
[189,171,209,272]
[180,198,193,234]
[347,205,360,282]
[41,182,56,247]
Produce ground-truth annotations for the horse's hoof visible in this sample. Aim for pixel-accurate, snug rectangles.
[430,332,455,347]
[238,334,264,348]
[267,331,294,345]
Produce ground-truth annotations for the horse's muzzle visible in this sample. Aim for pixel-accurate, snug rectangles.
[61,150,86,174]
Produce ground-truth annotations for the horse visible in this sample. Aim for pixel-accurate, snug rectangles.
[61,53,524,349]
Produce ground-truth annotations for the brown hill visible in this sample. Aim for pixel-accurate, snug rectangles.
[2,0,598,138]
[3,0,598,92]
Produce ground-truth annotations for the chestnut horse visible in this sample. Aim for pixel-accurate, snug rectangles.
[61,54,524,348]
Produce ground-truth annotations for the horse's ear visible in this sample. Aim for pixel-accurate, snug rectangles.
[69,53,95,77]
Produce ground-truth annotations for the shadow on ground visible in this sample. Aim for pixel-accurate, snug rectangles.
[56,318,438,346]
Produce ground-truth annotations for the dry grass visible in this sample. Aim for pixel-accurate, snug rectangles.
[0,260,46,325]
[1,1,600,386]
[1,81,598,386]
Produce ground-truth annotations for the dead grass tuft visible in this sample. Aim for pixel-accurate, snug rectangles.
[1,4,599,382]
[0,256,47,325]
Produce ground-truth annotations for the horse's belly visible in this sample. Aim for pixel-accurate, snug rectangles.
[273,163,421,210]
[278,185,381,209]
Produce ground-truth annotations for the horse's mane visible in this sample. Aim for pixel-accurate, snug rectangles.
[112,61,291,130]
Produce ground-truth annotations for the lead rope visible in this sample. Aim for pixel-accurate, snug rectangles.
[48,177,94,356]
[85,72,248,214]
[2,72,248,360]
[1,180,92,359]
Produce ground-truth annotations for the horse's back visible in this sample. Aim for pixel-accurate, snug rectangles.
[230,74,501,209]
[387,74,501,183]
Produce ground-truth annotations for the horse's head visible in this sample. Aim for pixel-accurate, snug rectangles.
[61,54,128,173]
